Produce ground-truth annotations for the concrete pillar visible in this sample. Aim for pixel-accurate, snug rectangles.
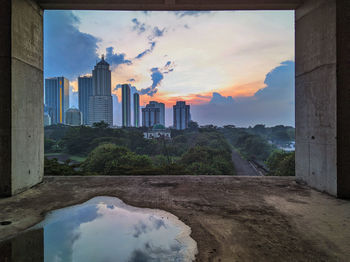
[296,0,350,198]
[0,0,43,196]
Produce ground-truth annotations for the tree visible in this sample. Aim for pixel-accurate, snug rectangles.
[44,138,56,152]
[44,157,82,176]
[82,144,153,175]
[181,146,235,175]
[252,124,266,136]
[188,121,199,131]
[266,150,295,176]
[92,121,109,129]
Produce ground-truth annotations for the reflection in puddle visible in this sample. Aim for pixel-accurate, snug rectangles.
[0,196,197,262]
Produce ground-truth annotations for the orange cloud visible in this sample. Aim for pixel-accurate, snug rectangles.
[218,80,264,98]
[138,80,264,108]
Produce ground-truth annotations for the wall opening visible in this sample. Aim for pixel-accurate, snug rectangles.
[43,10,296,177]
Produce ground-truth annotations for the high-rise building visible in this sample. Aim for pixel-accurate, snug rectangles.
[141,101,165,127]
[122,84,131,127]
[44,77,69,124]
[154,101,165,126]
[173,101,191,130]
[65,108,82,126]
[78,76,93,125]
[133,93,140,127]
[88,55,113,126]
[142,107,160,127]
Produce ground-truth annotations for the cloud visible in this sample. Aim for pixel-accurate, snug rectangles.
[210,92,234,104]
[131,18,147,34]
[133,222,148,238]
[254,60,295,101]
[105,47,132,68]
[196,94,211,99]
[44,11,99,80]
[131,18,166,60]
[192,61,295,127]
[134,26,166,60]
[130,18,167,61]
[140,61,175,96]
[174,11,211,18]
[135,41,156,60]
[148,26,166,41]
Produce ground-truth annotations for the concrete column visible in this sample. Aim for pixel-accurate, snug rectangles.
[336,0,350,198]
[0,0,43,196]
[296,0,350,198]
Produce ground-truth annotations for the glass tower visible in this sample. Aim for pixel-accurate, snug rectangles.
[133,93,140,127]
[78,76,93,125]
[122,84,131,127]
[44,77,69,125]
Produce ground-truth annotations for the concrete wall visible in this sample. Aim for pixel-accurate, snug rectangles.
[0,0,43,196]
[296,0,350,198]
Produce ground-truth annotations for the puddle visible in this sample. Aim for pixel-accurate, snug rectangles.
[0,196,197,262]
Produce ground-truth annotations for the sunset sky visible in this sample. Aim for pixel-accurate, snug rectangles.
[44,10,295,127]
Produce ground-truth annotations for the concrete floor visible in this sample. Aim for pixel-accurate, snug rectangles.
[0,176,349,261]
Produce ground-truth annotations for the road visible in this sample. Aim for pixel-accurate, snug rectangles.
[231,149,260,176]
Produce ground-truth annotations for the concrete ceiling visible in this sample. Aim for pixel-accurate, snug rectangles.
[36,0,304,10]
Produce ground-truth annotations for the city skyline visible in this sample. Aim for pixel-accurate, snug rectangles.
[44,10,295,127]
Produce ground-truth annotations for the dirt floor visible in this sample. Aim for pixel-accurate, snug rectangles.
[0,176,350,261]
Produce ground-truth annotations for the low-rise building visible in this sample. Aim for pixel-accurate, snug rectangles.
[144,124,171,139]
[44,113,51,126]
[65,108,82,126]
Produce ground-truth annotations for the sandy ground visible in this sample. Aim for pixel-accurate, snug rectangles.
[0,176,350,261]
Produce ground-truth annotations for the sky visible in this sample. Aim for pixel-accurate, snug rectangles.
[44,10,295,127]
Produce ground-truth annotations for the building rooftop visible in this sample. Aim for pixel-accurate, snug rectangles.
[96,55,109,66]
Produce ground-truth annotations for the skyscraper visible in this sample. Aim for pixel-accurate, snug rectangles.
[122,84,131,127]
[173,101,191,130]
[134,93,140,127]
[141,101,165,127]
[44,77,69,125]
[78,76,93,125]
[88,55,113,126]
[142,107,160,127]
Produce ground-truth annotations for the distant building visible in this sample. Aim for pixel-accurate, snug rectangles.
[44,77,69,124]
[65,108,82,126]
[122,84,131,127]
[44,113,51,126]
[78,76,93,125]
[142,101,165,127]
[144,124,171,139]
[88,55,113,126]
[133,93,140,127]
[173,101,191,130]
